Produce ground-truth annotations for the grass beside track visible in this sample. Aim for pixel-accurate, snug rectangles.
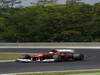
[0,53,33,60]
[16,70,100,75]
[0,53,21,60]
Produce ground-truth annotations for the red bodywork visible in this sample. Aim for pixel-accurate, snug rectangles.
[31,49,73,61]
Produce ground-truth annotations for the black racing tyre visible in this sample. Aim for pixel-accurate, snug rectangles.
[39,57,44,61]
[53,55,63,62]
[79,54,84,60]
[21,54,31,59]
[72,54,84,61]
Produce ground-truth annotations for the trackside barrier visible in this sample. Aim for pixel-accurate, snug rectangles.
[0,43,100,48]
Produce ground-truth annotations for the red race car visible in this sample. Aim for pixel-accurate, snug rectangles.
[16,49,84,62]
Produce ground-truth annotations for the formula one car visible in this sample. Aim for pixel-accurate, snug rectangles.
[16,49,84,63]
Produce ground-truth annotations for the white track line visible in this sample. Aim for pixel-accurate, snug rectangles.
[2,69,100,75]
[0,60,15,63]
[1,74,13,75]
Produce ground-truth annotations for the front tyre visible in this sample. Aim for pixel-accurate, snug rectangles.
[53,55,64,62]
[21,54,31,59]
[16,54,32,63]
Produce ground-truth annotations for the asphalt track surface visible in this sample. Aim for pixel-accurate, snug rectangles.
[0,48,100,74]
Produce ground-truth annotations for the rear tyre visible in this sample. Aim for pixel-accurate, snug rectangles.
[79,54,84,60]
[72,54,84,61]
